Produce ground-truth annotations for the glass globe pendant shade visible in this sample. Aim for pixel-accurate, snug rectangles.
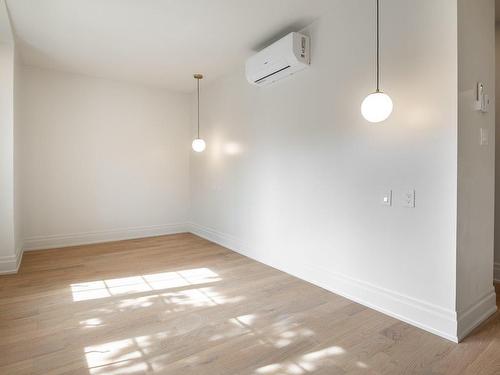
[192,138,206,152]
[361,91,393,123]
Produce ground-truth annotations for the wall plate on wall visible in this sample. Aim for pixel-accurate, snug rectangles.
[381,190,392,206]
[474,82,489,113]
[403,189,415,208]
[480,128,489,146]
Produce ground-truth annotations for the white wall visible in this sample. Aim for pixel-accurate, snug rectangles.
[0,42,16,270]
[457,0,496,339]
[190,0,461,340]
[20,67,191,250]
[0,0,20,274]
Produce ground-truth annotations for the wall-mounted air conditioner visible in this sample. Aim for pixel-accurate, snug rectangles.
[245,32,310,86]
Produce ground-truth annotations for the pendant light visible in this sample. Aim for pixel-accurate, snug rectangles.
[361,0,393,123]
[192,74,206,152]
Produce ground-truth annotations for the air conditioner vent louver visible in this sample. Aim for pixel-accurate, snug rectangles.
[255,65,291,84]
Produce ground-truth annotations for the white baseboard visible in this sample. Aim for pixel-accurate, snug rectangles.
[494,262,500,284]
[23,223,188,251]
[188,222,460,342]
[457,289,497,341]
[0,244,24,275]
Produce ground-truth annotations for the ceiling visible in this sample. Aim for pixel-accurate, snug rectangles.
[6,0,332,92]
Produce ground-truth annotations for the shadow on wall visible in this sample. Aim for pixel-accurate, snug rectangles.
[250,18,316,51]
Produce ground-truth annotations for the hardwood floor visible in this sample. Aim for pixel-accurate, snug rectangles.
[0,233,499,375]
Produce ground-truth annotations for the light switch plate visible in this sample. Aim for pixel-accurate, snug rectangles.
[474,82,489,113]
[381,190,392,206]
[403,189,415,208]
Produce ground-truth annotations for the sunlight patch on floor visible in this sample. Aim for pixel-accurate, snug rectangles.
[85,336,151,375]
[255,345,347,374]
[80,318,104,328]
[70,268,220,301]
